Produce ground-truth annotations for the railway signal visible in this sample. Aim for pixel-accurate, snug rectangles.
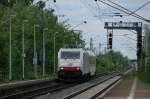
[108,33,113,49]
[53,0,56,2]
[137,42,142,58]
[104,22,142,71]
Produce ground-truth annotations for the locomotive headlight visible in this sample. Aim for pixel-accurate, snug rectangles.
[60,67,64,70]
[76,67,80,70]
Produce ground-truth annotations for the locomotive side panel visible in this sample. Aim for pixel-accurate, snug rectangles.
[89,56,96,76]
[82,52,90,75]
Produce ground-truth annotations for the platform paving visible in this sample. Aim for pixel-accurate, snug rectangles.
[102,77,150,99]
[134,78,150,99]
[102,79,133,99]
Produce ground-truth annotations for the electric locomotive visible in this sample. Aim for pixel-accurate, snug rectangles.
[57,46,96,81]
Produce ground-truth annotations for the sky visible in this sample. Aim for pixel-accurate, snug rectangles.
[36,0,150,59]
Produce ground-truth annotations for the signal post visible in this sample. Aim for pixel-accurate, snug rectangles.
[104,21,143,71]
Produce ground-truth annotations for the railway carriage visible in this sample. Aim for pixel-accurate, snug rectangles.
[57,47,96,81]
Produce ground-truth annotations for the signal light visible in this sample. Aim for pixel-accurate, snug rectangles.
[53,0,56,2]
[108,37,112,45]
[109,33,112,37]
[137,42,142,48]
[108,33,113,49]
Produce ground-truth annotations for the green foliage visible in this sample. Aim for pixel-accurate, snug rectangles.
[0,1,85,80]
[0,0,33,7]
[137,72,150,85]
[143,27,150,72]
[123,72,135,80]
[145,58,150,72]
[96,51,128,74]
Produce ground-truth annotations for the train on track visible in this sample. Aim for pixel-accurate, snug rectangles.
[57,46,96,81]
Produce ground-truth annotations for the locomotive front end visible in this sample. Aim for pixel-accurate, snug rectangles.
[57,49,82,80]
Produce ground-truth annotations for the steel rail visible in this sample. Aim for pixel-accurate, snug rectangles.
[64,74,121,99]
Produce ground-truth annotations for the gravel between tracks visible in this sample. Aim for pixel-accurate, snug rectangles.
[34,74,117,99]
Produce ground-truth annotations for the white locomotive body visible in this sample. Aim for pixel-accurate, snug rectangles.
[57,48,96,80]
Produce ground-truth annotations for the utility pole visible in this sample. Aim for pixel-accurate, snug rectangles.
[22,20,28,80]
[8,15,16,80]
[42,28,48,77]
[9,17,12,81]
[90,38,93,50]
[33,24,39,78]
[54,33,56,75]
[99,43,101,54]
[54,32,58,75]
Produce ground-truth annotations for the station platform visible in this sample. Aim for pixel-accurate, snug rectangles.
[0,77,54,90]
[102,77,150,99]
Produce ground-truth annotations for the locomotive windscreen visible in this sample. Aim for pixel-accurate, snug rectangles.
[61,51,80,59]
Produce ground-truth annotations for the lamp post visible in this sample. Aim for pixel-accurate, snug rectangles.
[71,21,87,45]
[8,14,16,81]
[33,24,40,78]
[22,20,28,80]
[42,28,48,77]
[9,16,12,81]
[71,21,87,30]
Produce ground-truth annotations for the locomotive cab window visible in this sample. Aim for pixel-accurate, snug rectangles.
[61,51,80,59]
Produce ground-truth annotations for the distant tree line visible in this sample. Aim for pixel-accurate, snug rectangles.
[96,51,128,74]
[0,0,33,7]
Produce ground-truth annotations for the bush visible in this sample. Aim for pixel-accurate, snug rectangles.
[137,72,150,85]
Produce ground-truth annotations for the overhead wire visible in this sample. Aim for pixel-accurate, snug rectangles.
[130,1,150,15]
[107,0,149,20]
[80,0,97,17]
[47,0,72,23]
[80,0,111,22]
[97,1,148,34]
[97,0,150,22]
[95,1,104,21]
[95,1,150,18]
[101,1,150,16]
[106,0,150,22]
[95,1,101,15]
[129,30,137,34]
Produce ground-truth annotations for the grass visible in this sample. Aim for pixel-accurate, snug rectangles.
[137,72,150,85]
[123,72,135,80]
[123,71,150,85]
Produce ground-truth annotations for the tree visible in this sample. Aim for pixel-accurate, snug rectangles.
[0,1,85,80]
[0,0,33,7]
[96,51,128,74]
[144,26,150,72]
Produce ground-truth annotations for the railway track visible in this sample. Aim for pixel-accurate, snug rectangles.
[33,72,124,99]
[64,75,122,99]
[0,79,80,99]
[0,71,124,99]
